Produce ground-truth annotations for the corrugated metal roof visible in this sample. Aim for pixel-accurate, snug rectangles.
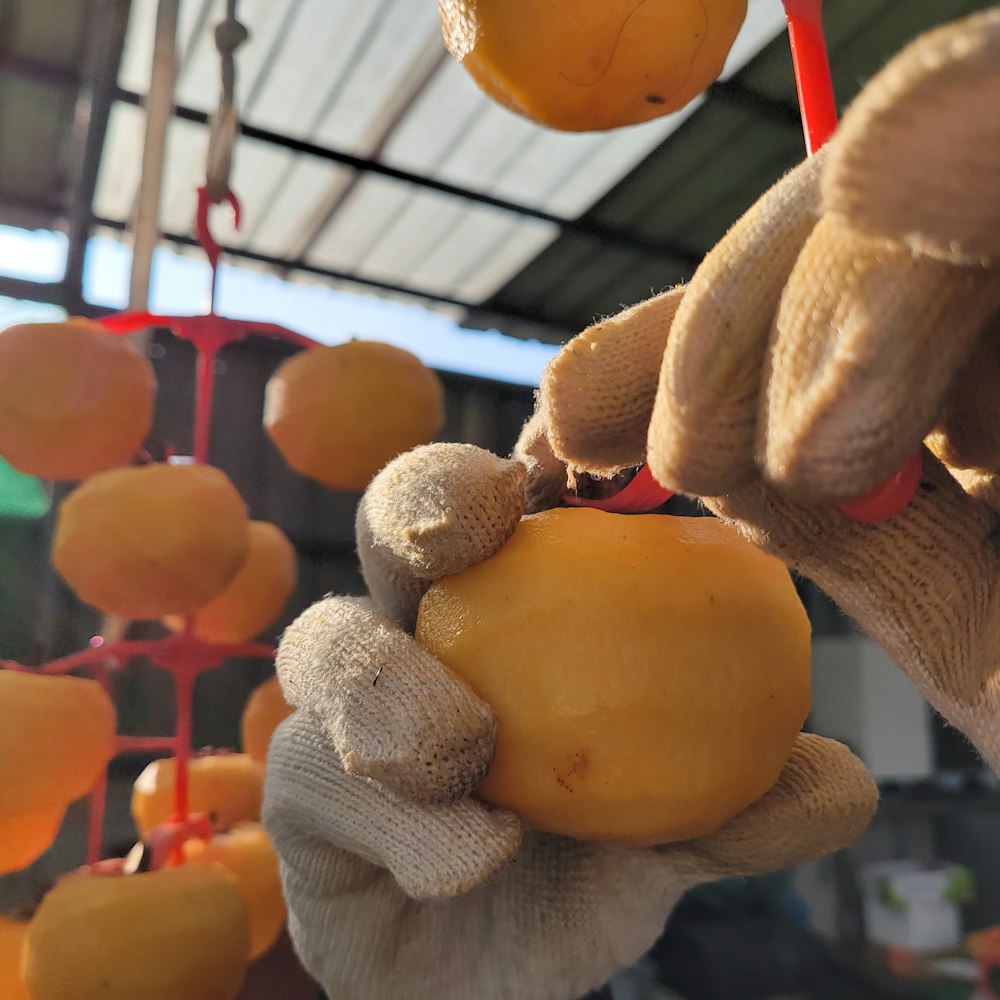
[91,0,792,328]
[482,0,996,338]
[0,0,994,342]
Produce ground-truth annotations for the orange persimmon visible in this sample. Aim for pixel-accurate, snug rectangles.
[240,675,293,765]
[183,823,286,959]
[264,341,444,492]
[0,319,155,480]
[438,0,748,131]
[52,463,250,619]
[23,866,250,1000]
[132,754,264,837]
[164,520,297,643]
[416,507,811,845]
[0,671,116,873]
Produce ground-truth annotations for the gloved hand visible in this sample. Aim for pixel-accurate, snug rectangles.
[543,7,1000,769]
[263,442,875,1000]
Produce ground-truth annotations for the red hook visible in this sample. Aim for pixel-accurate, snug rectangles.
[195,185,241,274]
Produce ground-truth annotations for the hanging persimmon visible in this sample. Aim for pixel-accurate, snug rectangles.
[51,463,250,619]
[22,865,250,1000]
[438,0,748,131]
[0,672,116,874]
[183,822,286,960]
[0,319,155,481]
[264,340,445,492]
[131,754,264,838]
[240,675,294,765]
[163,520,297,643]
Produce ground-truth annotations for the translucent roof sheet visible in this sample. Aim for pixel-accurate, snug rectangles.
[95,0,790,327]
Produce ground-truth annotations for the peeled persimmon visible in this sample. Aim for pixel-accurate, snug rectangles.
[0,808,67,876]
[164,520,297,643]
[0,319,155,480]
[52,462,250,619]
[241,675,293,764]
[264,340,444,491]
[132,754,264,837]
[438,0,748,131]
[0,917,28,1000]
[0,671,116,872]
[23,865,250,1000]
[415,507,811,846]
[0,671,116,815]
[183,823,285,959]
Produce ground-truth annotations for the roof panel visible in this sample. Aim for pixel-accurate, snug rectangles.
[234,0,381,138]
[406,207,554,297]
[227,144,305,248]
[448,217,559,303]
[717,0,788,80]
[119,0,211,95]
[309,0,444,151]
[350,187,467,286]
[304,175,415,272]
[543,105,702,217]
[242,157,352,258]
[379,60,491,174]
[92,101,146,222]
[158,116,209,234]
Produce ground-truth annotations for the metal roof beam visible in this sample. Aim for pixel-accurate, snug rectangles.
[113,87,701,269]
[91,213,574,338]
[64,0,133,300]
[0,274,91,314]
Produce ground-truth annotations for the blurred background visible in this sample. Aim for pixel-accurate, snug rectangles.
[1,1,998,997]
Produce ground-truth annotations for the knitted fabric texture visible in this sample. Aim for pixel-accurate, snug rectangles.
[356,442,525,632]
[823,6,1000,265]
[543,286,684,478]
[539,10,1000,777]
[266,441,875,1000]
[649,149,827,497]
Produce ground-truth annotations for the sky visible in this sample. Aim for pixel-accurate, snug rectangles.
[0,224,558,385]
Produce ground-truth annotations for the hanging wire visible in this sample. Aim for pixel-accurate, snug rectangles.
[197,0,249,306]
[205,0,248,203]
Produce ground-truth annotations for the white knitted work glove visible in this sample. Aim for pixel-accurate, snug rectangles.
[542,9,1000,772]
[263,443,876,1000]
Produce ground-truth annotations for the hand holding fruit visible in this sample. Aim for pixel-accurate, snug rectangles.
[264,442,875,1000]
[543,9,1000,771]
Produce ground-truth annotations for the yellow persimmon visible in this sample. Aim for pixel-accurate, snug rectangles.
[0,671,115,873]
[264,341,444,492]
[52,463,250,619]
[0,671,116,816]
[132,754,264,837]
[164,520,297,643]
[416,507,811,845]
[23,866,250,1000]
[0,808,67,877]
[183,823,286,959]
[439,0,748,131]
[240,675,294,765]
[0,319,155,480]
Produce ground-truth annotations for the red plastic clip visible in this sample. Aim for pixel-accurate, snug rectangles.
[564,464,674,514]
